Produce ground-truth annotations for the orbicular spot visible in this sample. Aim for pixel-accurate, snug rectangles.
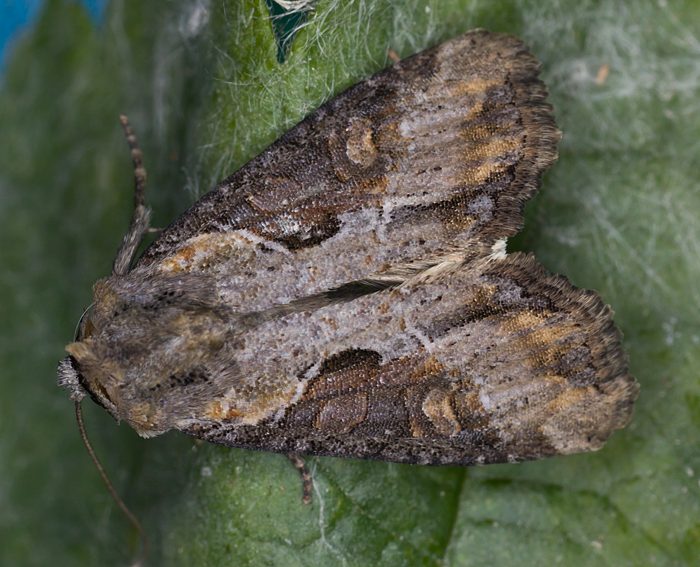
[314,392,368,434]
[345,117,378,168]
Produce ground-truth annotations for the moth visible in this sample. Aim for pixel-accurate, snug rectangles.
[58,31,638,490]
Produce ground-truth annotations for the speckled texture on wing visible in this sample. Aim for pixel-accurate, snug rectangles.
[137,30,560,312]
[63,30,637,465]
[184,253,636,465]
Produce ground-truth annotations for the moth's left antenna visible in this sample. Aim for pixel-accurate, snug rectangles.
[112,114,151,276]
[75,401,148,566]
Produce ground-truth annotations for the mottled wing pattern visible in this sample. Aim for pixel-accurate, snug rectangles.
[139,30,559,311]
[64,30,637,464]
[187,253,635,464]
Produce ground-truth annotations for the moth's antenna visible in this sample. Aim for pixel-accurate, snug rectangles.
[74,401,148,566]
[73,303,95,340]
[113,114,151,276]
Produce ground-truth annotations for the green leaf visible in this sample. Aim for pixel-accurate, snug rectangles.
[1,1,698,565]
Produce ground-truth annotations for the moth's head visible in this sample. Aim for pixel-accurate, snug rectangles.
[57,294,126,427]
[57,273,232,437]
[57,296,122,414]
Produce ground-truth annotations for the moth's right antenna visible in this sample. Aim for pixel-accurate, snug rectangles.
[113,114,151,276]
[75,401,148,566]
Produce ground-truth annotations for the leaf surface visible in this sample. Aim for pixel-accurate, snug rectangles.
[1,1,698,565]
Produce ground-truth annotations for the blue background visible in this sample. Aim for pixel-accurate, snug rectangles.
[1,0,106,68]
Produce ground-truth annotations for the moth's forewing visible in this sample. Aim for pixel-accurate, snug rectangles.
[185,253,635,464]
[138,31,559,308]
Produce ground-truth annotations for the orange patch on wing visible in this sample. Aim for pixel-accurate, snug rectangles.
[157,233,241,273]
[464,135,521,162]
[499,310,580,368]
[544,385,593,416]
[442,77,500,98]
[205,400,244,421]
[422,386,461,437]
[345,118,378,168]
[204,377,301,426]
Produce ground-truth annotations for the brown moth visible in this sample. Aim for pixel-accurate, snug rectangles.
[58,31,638,482]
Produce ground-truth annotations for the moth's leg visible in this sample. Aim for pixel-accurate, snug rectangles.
[286,453,313,505]
[112,114,151,276]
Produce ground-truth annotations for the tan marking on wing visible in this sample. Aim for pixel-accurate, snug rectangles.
[465,135,521,162]
[462,123,498,142]
[442,77,501,98]
[453,389,490,429]
[204,377,300,426]
[422,386,461,436]
[412,355,445,379]
[345,118,378,168]
[454,162,501,186]
[158,233,244,273]
[454,136,521,188]
[545,385,590,413]
[498,310,582,367]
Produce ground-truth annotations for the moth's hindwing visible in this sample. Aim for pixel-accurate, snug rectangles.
[65,30,637,464]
